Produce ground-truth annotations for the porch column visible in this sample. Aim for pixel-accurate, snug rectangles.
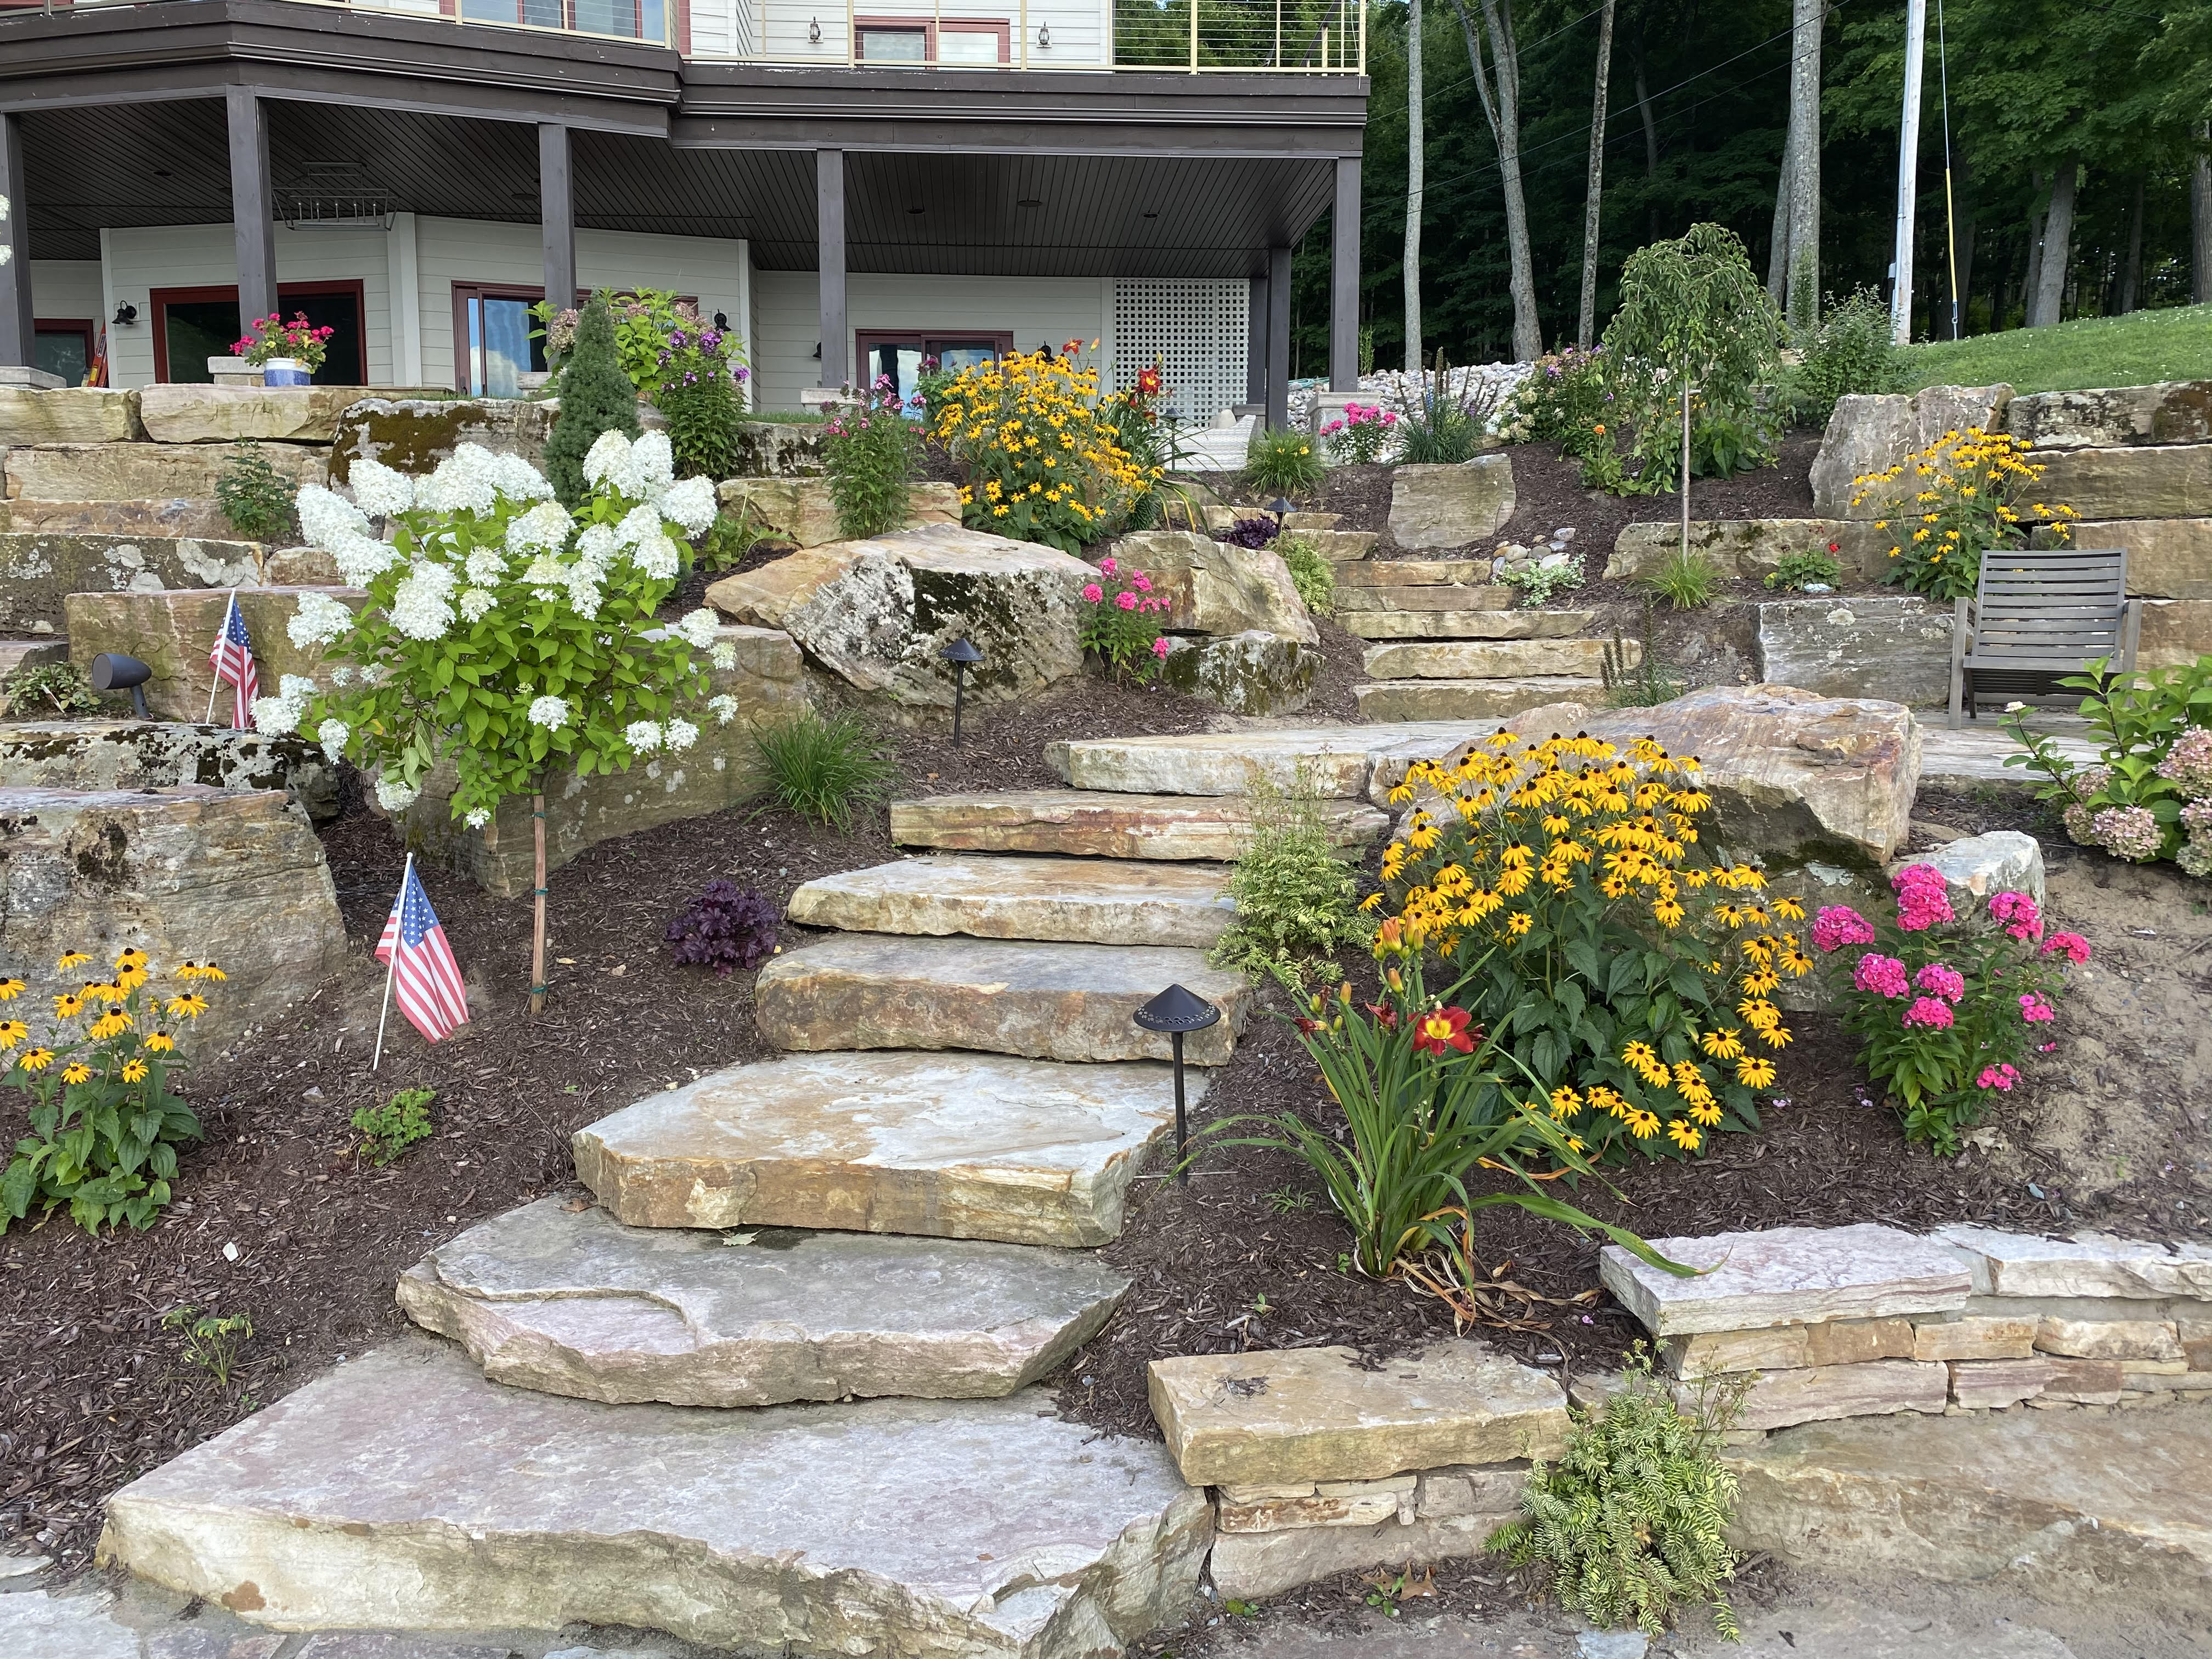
[1330,156,1361,393]
[225,88,278,334]
[1245,276,1266,406]
[0,112,31,371]
[539,125,575,312]
[817,148,847,387]
[1265,243,1291,431]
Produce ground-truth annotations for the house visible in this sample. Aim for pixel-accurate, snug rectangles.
[0,0,1369,427]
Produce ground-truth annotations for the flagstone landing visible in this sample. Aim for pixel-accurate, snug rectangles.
[888,788,1389,861]
[786,854,1235,949]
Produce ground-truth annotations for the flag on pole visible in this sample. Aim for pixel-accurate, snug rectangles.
[208,597,259,730]
[375,864,471,1045]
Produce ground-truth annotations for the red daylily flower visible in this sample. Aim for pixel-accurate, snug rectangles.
[1411,1005,1477,1056]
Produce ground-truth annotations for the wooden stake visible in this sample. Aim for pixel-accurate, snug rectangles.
[205,590,236,725]
[529,789,549,1014]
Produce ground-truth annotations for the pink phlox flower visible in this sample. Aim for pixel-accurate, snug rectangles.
[1903,996,1956,1030]
[1891,864,1955,931]
[1099,556,1118,576]
[1152,636,1171,658]
[1988,891,2044,941]
[1914,962,1966,1004]
[1976,1063,2019,1091]
[2019,994,2056,1023]
[2039,931,2091,964]
[1853,953,1911,999]
[1082,583,1103,603]
[1812,905,1875,953]
[1132,572,1153,592]
[1115,590,1138,611]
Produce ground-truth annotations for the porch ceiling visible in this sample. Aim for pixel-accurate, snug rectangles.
[20,101,1333,275]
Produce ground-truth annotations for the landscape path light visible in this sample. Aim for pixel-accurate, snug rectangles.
[1133,983,1221,1185]
[940,636,983,743]
[1266,495,1294,535]
[90,652,153,720]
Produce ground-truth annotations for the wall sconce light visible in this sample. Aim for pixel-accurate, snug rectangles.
[111,302,139,326]
[1036,20,1050,46]
[808,15,821,41]
[713,311,729,331]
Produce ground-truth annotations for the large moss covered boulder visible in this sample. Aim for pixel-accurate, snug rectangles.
[1,531,263,633]
[326,398,557,486]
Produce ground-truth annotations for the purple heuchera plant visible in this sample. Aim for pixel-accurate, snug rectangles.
[1216,517,1279,549]
[665,880,780,974]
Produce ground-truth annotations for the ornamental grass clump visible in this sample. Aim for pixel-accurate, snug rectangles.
[2006,657,2212,875]
[1853,427,2076,600]
[751,707,897,833]
[1816,866,2088,1154]
[2,950,223,1234]
[270,431,729,1011]
[1376,731,1807,1164]
[1079,554,1174,680]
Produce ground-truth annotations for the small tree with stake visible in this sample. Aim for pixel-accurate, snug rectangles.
[544,292,641,509]
[262,431,738,1013]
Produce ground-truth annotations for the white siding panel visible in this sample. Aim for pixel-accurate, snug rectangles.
[29,261,104,328]
[735,0,1104,65]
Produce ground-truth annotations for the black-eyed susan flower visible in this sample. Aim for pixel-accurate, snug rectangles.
[17,1047,54,1072]
[146,1031,176,1053]
[57,950,91,970]
[0,978,24,1002]
[53,991,85,1018]
[60,1063,92,1085]
[1737,1056,1778,1088]
[0,1020,25,1050]
[166,992,209,1020]
[89,1011,134,1040]
[121,1059,149,1084]
[1666,1119,1702,1152]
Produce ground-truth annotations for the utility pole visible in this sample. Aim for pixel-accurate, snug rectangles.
[1891,0,1927,345]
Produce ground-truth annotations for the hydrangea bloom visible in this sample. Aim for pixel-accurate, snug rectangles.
[634,531,682,583]
[576,523,623,566]
[2183,798,2212,837]
[315,718,349,753]
[710,642,737,671]
[348,458,415,518]
[664,718,698,752]
[1913,962,1966,1003]
[563,565,604,620]
[2040,931,2091,963]
[390,560,458,641]
[2153,726,2212,797]
[1812,905,1875,953]
[2061,801,2098,846]
[2019,993,2056,1023]
[1987,890,2043,941]
[487,450,555,504]
[527,695,569,730]
[615,504,663,550]
[287,590,356,650]
[506,501,572,556]
[248,673,318,736]
[659,476,718,537]
[629,431,675,498]
[464,808,492,829]
[466,546,510,585]
[2092,804,2163,861]
[297,484,371,551]
[458,588,496,623]
[1902,995,1955,1029]
[413,443,503,515]
[674,608,721,651]
[708,693,740,724]
[374,774,420,812]
[1853,952,1911,998]
[625,720,663,752]
[583,430,633,493]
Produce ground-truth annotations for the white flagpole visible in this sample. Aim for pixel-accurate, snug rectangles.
[205,590,236,726]
[372,852,412,1072]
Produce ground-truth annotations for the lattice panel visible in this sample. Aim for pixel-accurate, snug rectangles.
[1112,280,1248,427]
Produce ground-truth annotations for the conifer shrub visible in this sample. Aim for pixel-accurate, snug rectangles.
[545,294,642,508]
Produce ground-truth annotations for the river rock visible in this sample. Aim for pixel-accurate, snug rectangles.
[1599,1223,1971,1336]
[2032,444,2212,520]
[61,587,364,723]
[0,719,337,820]
[1147,1341,1570,1486]
[397,1197,1130,1407]
[1,531,264,633]
[0,387,143,445]
[888,789,1390,861]
[325,397,555,485]
[717,478,960,548]
[4,441,326,503]
[572,1050,1186,1247]
[1934,1227,2212,1300]
[787,854,1234,947]
[400,625,805,896]
[2005,381,2212,450]
[1753,595,1953,706]
[729,420,831,477]
[753,933,1248,1065]
[1156,631,1317,715]
[138,385,380,445]
[2034,518,2212,599]
[1387,455,1516,549]
[1106,532,1318,643]
[706,524,1088,718]
[97,1339,1210,1656]
[0,785,346,1043]
[1895,830,2044,905]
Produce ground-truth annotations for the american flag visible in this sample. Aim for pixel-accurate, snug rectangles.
[376,864,471,1045]
[208,596,258,730]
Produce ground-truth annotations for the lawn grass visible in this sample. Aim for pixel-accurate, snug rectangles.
[1899,304,2212,395]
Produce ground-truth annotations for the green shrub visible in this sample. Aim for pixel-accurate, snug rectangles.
[752,707,898,833]
[2007,656,2212,873]
[215,441,296,542]
[1497,559,1586,609]
[162,1306,254,1390]
[1764,544,1844,591]
[1487,1346,1751,1639]
[1637,546,1721,611]
[1242,427,1326,495]
[1497,347,1612,461]
[1792,286,1903,426]
[656,335,743,482]
[1207,770,1372,984]
[1278,536,1337,617]
[1,659,101,718]
[823,385,922,540]
[697,505,766,572]
[544,294,642,508]
[352,1087,435,1167]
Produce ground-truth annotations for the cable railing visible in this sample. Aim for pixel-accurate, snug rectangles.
[7,0,1365,70]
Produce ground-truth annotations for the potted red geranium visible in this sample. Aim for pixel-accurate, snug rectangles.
[229,312,335,387]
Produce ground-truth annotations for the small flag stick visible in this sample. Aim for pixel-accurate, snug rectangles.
[372,852,412,1072]
[205,591,236,725]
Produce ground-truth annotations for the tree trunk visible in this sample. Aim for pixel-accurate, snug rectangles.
[1634,48,1660,241]
[2030,158,2077,329]
[2021,173,2045,330]
[1405,0,1425,371]
[1577,0,1616,351]
[529,787,549,1014]
[2118,174,2144,315]
[1451,0,1542,361]
[1783,0,1822,334]
[1768,117,1798,307]
[2193,126,2211,307]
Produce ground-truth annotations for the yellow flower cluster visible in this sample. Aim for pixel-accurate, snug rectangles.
[2,948,218,1090]
[1850,427,2077,599]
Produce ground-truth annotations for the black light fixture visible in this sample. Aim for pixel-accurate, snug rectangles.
[90,652,154,720]
[1267,495,1294,537]
[1133,984,1221,1184]
[1036,19,1051,45]
[907,205,925,216]
[808,15,821,40]
[940,636,983,742]
[1017,198,1043,209]
[111,302,138,327]
[713,311,729,331]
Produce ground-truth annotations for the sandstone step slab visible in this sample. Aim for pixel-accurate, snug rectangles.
[63,586,365,723]
[1342,611,1590,641]
[1933,1227,2212,1300]
[2140,596,2212,669]
[1335,584,1514,614]
[1917,724,2098,791]
[138,383,404,445]
[1362,637,1622,680]
[2032,443,2212,520]
[97,1338,1210,1656]
[1336,558,1494,587]
[328,396,558,485]
[1147,1341,1570,1487]
[4,440,327,504]
[2006,381,2212,450]
[572,1050,1188,1245]
[1728,1401,2212,1614]
[0,718,337,819]
[787,854,1234,948]
[755,934,1248,1065]
[2,529,266,633]
[1355,677,1605,722]
[397,1197,1130,1407]
[1598,1223,1972,1337]
[1294,529,1379,562]
[1046,723,1527,799]
[889,789,1390,861]
[0,386,144,445]
[0,495,243,543]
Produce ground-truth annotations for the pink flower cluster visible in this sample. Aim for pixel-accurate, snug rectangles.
[1891,865,1955,932]
[1903,996,1956,1029]
[1853,952,1910,998]
[2154,725,2212,797]
[2091,804,2164,862]
[1812,905,1875,953]
[2039,930,2091,964]
[1977,1062,2020,1091]
[2019,994,2056,1023]
[1913,962,1966,1004]
[1987,890,2044,942]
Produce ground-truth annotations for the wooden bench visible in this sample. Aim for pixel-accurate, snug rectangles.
[1949,548,2140,727]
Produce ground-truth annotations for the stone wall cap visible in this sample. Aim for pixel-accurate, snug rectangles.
[1934,1226,2212,1300]
[1599,1222,1972,1336]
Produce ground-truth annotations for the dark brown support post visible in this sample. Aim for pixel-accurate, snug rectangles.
[1265,242,1291,431]
[540,123,575,312]
[225,88,278,335]
[0,113,31,371]
[1330,156,1361,394]
[817,148,847,387]
[1245,275,1266,407]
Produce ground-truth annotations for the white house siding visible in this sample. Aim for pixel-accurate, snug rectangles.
[727,0,1110,68]
[28,261,105,332]
[749,269,1113,411]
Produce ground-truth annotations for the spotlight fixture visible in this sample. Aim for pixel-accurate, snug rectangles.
[1036,20,1049,45]
[111,302,138,326]
[1132,984,1222,1183]
[90,652,154,720]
